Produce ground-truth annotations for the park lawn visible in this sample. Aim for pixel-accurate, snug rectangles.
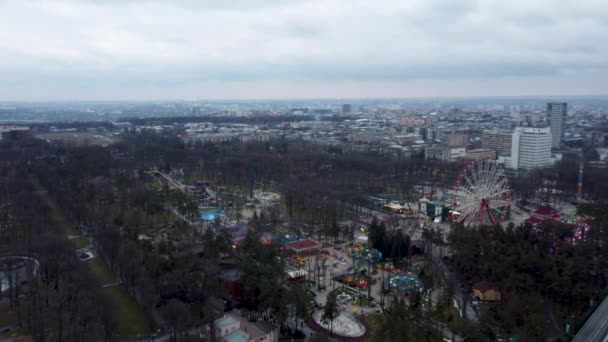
[87,257,116,284]
[104,285,152,336]
[48,206,80,235]
[71,236,90,249]
[33,179,152,337]
[32,181,80,236]
[0,302,17,327]
[0,327,31,341]
[365,312,382,338]
[359,296,373,307]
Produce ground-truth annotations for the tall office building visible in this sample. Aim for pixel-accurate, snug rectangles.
[547,102,567,148]
[509,127,553,170]
[192,105,201,116]
[342,104,352,114]
[482,131,512,156]
[0,125,30,142]
[447,133,468,147]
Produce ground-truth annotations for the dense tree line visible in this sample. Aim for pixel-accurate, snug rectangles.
[448,206,608,340]
[126,114,316,126]
[0,139,118,341]
[510,154,608,202]
[368,217,413,263]
[373,294,443,341]
[6,128,608,340]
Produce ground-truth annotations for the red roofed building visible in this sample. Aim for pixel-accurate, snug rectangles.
[218,269,245,299]
[284,239,321,255]
[526,206,561,225]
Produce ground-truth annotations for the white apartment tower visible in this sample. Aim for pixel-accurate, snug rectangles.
[547,102,567,148]
[510,127,553,170]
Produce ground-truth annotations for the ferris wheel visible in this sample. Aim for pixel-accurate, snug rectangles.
[450,160,511,226]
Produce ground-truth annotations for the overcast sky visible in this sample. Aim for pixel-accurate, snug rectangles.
[1,0,607,100]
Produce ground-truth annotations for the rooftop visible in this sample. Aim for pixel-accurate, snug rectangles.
[215,315,238,329]
[219,269,242,282]
[254,322,276,334]
[224,329,248,342]
[466,148,494,152]
[287,269,307,278]
[285,239,321,252]
[229,313,275,340]
[473,280,500,292]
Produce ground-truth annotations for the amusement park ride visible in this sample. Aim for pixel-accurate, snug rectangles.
[145,169,189,193]
[450,160,511,226]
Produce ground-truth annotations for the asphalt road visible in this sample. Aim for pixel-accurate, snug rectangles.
[572,294,608,342]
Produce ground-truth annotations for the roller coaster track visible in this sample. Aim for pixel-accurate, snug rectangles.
[145,170,187,193]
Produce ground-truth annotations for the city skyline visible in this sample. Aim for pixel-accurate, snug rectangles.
[1,0,608,101]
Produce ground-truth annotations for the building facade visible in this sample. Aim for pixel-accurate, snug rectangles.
[481,131,512,156]
[425,145,465,161]
[465,148,497,161]
[447,133,468,147]
[342,104,352,114]
[547,102,567,149]
[0,125,30,142]
[400,116,425,126]
[191,105,201,116]
[510,127,553,170]
[214,314,279,342]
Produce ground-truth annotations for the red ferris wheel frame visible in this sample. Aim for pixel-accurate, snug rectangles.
[450,160,511,226]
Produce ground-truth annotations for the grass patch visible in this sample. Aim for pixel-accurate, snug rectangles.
[87,257,116,284]
[366,312,382,337]
[105,285,152,336]
[32,178,152,337]
[365,313,382,341]
[359,296,373,307]
[0,327,30,341]
[0,302,17,327]
[32,180,79,236]
[71,236,90,249]
[47,208,80,235]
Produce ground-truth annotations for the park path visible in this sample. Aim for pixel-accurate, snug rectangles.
[32,179,152,337]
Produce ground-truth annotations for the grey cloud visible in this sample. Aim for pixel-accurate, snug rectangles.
[0,0,607,100]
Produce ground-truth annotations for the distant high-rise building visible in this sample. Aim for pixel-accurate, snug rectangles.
[342,104,352,114]
[482,131,512,156]
[400,116,424,126]
[192,105,201,116]
[449,107,462,117]
[547,102,567,148]
[447,133,468,147]
[0,125,30,142]
[424,116,437,126]
[509,127,553,170]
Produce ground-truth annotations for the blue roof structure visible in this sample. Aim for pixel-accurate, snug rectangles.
[200,210,226,221]
[224,329,248,342]
[215,315,238,329]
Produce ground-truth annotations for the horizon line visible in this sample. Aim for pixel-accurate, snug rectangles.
[2,93,608,103]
